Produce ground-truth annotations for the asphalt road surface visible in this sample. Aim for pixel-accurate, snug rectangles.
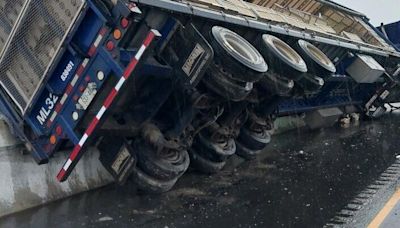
[1,115,400,228]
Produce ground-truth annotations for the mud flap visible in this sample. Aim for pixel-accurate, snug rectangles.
[98,137,136,185]
[160,23,214,87]
[365,76,398,117]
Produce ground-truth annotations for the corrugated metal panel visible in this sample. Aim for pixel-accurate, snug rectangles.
[0,0,85,113]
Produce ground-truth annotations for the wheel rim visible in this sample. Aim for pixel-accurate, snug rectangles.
[298,40,336,73]
[198,132,236,157]
[160,148,185,166]
[242,127,271,144]
[212,26,268,73]
[159,149,186,165]
[262,34,307,73]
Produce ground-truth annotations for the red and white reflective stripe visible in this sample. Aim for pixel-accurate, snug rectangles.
[46,58,90,127]
[88,28,107,57]
[57,29,161,182]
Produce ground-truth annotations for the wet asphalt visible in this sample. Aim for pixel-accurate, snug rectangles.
[1,114,400,228]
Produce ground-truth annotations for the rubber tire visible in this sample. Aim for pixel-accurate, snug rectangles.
[203,63,253,101]
[259,71,295,97]
[295,73,325,93]
[210,26,268,82]
[131,167,178,194]
[189,148,226,174]
[136,143,190,181]
[295,39,336,77]
[258,34,307,81]
[193,132,236,162]
[235,140,262,160]
[237,128,271,151]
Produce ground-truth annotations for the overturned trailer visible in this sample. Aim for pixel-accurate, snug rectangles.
[0,0,399,193]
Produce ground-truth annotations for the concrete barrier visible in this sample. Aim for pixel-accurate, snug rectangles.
[0,120,113,217]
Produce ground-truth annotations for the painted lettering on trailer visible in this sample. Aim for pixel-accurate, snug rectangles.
[61,61,75,82]
[36,93,59,126]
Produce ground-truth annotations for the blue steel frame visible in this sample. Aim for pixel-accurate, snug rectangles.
[0,1,174,164]
[277,75,380,115]
[277,16,397,116]
[0,1,109,163]
[382,21,400,50]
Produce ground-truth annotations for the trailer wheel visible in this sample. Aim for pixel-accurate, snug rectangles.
[193,132,236,162]
[259,72,295,97]
[258,34,307,81]
[235,140,262,160]
[295,40,336,77]
[202,62,253,101]
[131,167,178,194]
[210,26,268,82]
[136,142,190,180]
[237,128,271,151]
[189,148,227,174]
[296,74,325,93]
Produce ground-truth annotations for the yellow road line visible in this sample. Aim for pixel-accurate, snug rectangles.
[368,188,400,228]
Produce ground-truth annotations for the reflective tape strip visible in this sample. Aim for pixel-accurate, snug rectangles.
[60,94,68,105]
[70,75,80,87]
[86,118,99,135]
[135,45,146,60]
[115,77,125,91]
[104,88,117,108]
[47,120,53,128]
[75,66,85,78]
[99,27,107,36]
[69,145,82,162]
[57,169,66,180]
[49,111,58,122]
[79,134,89,147]
[93,34,103,47]
[96,106,107,119]
[63,159,72,170]
[88,28,107,57]
[65,84,73,95]
[56,29,160,182]
[88,46,97,57]
[82,58,90,67]
[55,103,63,113]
